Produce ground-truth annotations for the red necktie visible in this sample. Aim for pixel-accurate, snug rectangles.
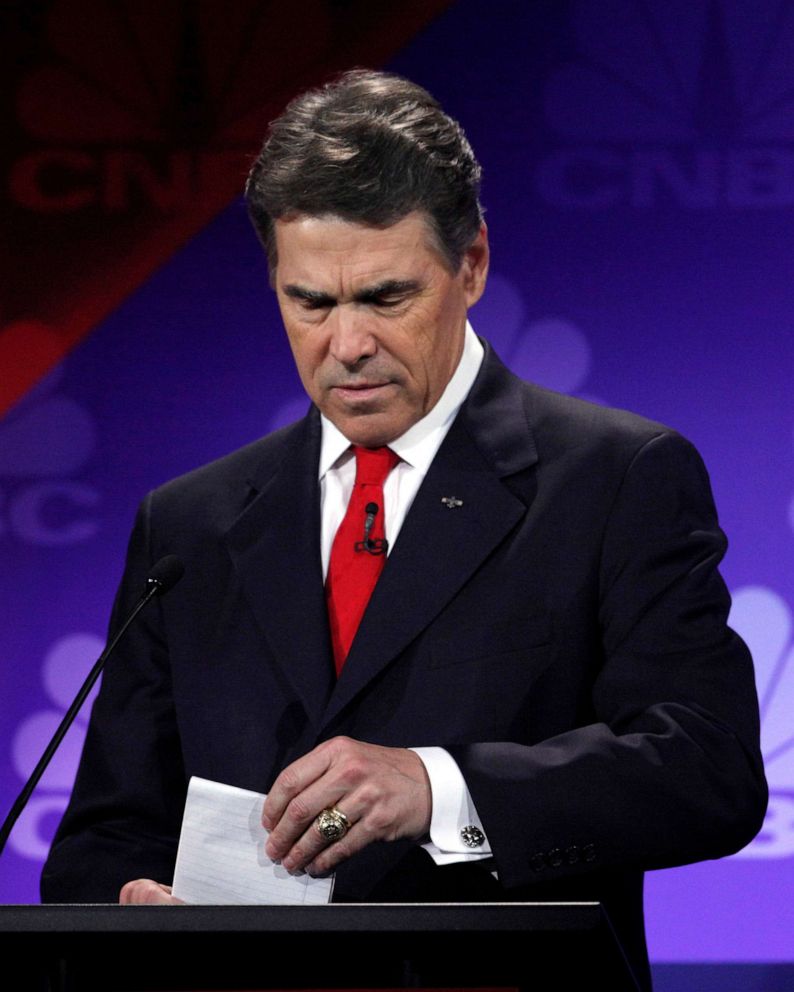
[326,446,399,674]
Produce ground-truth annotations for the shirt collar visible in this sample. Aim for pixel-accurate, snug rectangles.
[318,321,484,479]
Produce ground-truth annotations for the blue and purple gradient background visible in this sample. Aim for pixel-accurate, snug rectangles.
[2,0,793,965]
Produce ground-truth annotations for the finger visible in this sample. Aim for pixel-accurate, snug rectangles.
[262,740,338,830]
[278,801,359,871]
[305,815,380,877]
[119,879,183,905]
[265,771,361,864]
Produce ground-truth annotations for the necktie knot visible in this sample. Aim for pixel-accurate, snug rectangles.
[353,445,399,486]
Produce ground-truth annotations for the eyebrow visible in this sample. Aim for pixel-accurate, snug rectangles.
[282,279,421,306]
[283,285,335,306]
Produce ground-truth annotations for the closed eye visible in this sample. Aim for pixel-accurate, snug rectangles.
[282,279,422,311]
[357,280,421,309]
[300,297,333,311]
[365,295,404,308]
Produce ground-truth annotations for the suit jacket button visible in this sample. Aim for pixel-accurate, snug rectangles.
[565,845,580,865]
[460,825,485,848]
[530,854,546,872]
[546,847,563,868]
[582,843,596,863]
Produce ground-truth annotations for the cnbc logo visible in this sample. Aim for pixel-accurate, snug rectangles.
[535,0,794,209]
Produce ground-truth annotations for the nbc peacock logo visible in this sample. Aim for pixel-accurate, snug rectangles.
[9,632,104,861]
[0,365,99,546]
[9,0,331,215]
[536,0,794,209]
[730,585,794,858]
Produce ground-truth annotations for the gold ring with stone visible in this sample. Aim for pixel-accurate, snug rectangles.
[315,807,350,843]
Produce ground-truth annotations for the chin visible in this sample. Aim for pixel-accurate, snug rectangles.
[324,408,402,447]
[340,422,402,449]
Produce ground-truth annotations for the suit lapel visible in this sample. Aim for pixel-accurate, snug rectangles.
[319,347,539,735]
[223,413,335,731]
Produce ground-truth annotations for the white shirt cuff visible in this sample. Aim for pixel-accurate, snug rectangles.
[410,746,492,865]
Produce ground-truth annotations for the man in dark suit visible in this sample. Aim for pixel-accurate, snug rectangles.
[41,70,767,989]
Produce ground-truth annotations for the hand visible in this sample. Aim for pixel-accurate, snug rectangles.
[262,736,431,876]
[119,879,184,905]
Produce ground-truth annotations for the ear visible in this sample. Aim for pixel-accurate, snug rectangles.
[461,223,490,307]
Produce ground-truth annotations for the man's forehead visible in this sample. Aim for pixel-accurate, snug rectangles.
[273,211,444,278]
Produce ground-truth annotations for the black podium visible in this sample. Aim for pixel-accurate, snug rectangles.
[0,903,641,992]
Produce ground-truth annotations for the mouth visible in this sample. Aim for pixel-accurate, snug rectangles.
[332,382,394,403]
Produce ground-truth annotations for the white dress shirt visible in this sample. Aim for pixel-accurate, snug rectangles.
[318,322,492,863]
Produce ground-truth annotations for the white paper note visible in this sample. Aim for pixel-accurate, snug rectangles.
[172,776,334,905]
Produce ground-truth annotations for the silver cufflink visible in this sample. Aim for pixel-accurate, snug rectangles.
[441,496,463,509]
[460,824,485,848]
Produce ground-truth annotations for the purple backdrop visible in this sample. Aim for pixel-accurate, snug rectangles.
[2,0,793,967]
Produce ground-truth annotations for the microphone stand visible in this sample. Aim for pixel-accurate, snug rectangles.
[0,557,183,857]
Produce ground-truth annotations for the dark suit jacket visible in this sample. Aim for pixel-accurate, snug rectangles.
[41,344,767,989]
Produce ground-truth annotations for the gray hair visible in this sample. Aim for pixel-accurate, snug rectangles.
[245,69,484,275]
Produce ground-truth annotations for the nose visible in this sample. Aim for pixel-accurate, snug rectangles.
[328,306,376,366]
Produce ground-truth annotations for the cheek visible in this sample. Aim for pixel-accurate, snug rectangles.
[411,326,453,392]
[286,330,323,383]
[396,310,443,380]
[297,352,326,393]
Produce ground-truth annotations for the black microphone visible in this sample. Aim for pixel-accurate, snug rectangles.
[145,554,185,596]
[0,555,185,857]
[355,501,388,556]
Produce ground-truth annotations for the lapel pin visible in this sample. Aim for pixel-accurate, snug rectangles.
[441,496,463,509]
